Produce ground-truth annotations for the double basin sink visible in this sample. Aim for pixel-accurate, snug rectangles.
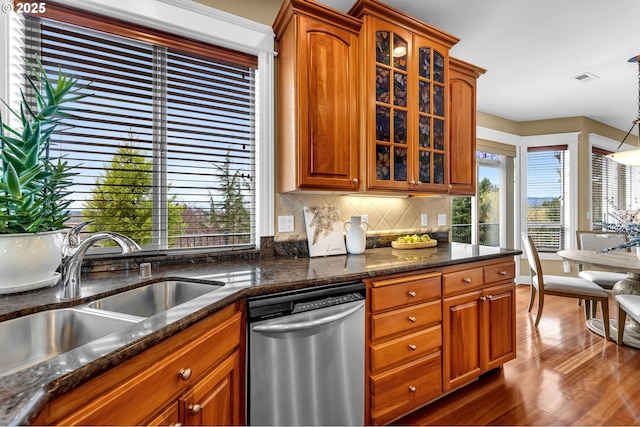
[0,280,225,377]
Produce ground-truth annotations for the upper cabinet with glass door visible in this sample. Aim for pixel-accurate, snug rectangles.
[350,0,459,194]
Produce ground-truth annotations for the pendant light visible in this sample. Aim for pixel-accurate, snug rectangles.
[606,55,640,165]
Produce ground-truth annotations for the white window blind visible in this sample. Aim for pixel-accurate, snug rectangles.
[22,10,257,252]
[592,149,640,226]
[526,146,568,251]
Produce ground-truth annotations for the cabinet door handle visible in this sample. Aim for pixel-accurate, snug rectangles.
[488,295,494,300]
[408,344,417,350]
[479,296,487,301]
[416,181,422,186]
[463,278,472,283]
[169,424,182,427]
[179,368,192,381]
[408,386,417,393]
[410,180,416,185]
[408,291,416,297]
[352,178,359,184]
[188,404,202,416]
[408,316,416,323]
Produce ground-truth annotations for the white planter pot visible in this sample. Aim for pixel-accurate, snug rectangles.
[0,230,64,294]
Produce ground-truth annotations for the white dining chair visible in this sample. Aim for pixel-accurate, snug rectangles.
[576,230,628,289]
[615,294,640,344]
[521,233,611,340]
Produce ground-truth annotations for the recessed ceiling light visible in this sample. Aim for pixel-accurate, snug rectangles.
[572,72,599,82]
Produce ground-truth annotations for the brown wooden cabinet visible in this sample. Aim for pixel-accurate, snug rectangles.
[178,350,242,426]
[274,0,361,192]
[366,271,443,425]
[33,304,245,426]
[272,0,483,196]
[448,57,486,195]
[366,256,516,425]
[442,260,516,392]
[352,0,458,194]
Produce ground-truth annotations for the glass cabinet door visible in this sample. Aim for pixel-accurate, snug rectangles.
[367,17,449,192]
[374,28,410,188]
[416,37,447,190]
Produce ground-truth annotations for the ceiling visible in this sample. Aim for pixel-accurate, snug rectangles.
[204,0,640,134]
[310,0,640,134]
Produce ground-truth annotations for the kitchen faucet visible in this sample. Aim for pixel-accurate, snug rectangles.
[59,220,141,300]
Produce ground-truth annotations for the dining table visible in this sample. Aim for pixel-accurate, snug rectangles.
[557,248,640,348]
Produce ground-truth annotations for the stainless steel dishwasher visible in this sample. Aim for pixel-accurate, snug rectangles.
[247,282,365,426]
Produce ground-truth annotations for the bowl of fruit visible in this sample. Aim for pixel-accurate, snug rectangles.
[391,234,437,249]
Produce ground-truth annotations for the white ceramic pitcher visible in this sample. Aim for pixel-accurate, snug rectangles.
[344,216,368,255]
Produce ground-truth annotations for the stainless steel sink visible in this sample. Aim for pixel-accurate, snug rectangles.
[0,308,138,377]
[87,280,224,318]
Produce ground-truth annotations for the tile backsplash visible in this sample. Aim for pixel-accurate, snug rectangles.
[275,193,451,242]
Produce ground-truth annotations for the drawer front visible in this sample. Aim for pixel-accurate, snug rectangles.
[484,262,516,285]
[371,325,441,372]
[371,300,441,341]
[57,311,242,426]
[371,273,441,312]
[371,352,442,426]
[442,267,484,296]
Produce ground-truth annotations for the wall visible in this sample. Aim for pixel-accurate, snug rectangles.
[194,0,282,25]
[275,193,451,242]
[478,112,631,281]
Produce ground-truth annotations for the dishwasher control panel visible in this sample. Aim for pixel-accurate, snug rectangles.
[247,281,365,322]
[292,292,363,314]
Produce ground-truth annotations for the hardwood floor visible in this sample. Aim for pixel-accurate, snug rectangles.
[395,284,640,426]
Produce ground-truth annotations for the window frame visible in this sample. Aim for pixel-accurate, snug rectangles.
[519,133,579,256]
[0,0,276,251]
[589,132,640,226]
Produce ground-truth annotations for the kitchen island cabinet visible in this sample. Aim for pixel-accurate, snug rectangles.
[366,271,443,425]
[365,256,516,425]
[32,303,244,426]
[442,259,516,392]
[0,244,521,426]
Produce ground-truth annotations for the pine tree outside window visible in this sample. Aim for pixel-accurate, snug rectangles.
[19,5,258,253]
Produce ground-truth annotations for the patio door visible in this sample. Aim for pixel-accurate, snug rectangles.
[451,153,503,246]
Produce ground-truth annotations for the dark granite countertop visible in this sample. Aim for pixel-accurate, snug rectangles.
[0,243,521,425]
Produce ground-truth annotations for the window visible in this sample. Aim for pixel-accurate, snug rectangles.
[526,146,569,251]
[20,5,258,252]
[591,148,640,225]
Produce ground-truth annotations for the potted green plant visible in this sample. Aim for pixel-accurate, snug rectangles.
[0,60,87,293]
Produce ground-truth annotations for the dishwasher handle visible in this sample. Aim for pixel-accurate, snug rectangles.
[251,301,364,333]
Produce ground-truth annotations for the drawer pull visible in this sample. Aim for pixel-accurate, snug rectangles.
[408,291,416,297]
[188,404,202,415]
[179,368,192,381]
[408,344,417,350]
[488,295,494,300]
[352,178,359,184]
[479,296,487,301]
[408,386,417,393]
[500,270,507,276]
[463,278,472,283]
[408,316,416,323]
